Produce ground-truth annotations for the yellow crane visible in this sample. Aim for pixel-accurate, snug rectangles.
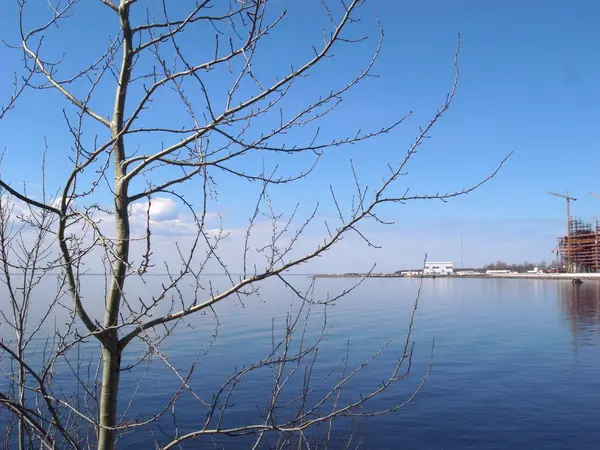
[548,191,577,272]
[548,191,577,237]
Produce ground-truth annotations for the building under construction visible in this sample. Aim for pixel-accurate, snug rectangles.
[558,218,600,273]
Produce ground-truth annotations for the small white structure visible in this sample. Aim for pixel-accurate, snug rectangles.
[455,270,482,276]
[486,269,512,274]
[400,270,423,277]
[423,261,454,276]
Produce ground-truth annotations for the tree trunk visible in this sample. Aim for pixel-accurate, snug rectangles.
[97,336,120,450]
[97,192,129,449]
[97,2,133,448]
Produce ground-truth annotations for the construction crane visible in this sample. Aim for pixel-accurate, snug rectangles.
[548,191,577,272]
[548,191,577,236]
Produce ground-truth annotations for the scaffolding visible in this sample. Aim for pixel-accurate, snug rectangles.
[558,218,600,272]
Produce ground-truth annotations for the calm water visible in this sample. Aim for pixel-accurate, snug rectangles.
[2,276,600,449]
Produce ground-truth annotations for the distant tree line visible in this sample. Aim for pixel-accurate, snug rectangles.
[481,260,556,272]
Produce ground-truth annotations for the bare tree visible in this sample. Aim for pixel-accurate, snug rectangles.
[0,173,70,450]
[0,1,509,449]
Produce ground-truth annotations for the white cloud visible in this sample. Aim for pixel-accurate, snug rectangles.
[0,195,27,219]
[50,196,76,211]
[1,191,562,276]
[130,197,178,222]
[126,196,223,237]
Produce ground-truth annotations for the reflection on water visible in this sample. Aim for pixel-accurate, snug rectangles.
[3,277,600,449]
[559,281,600,347]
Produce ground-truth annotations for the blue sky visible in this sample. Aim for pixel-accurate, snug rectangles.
[1,0,599,271]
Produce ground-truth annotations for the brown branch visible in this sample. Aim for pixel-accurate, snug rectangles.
[0,181,60,215]
[132,0,212,53]
[21,43,111,127]
[0,343,83,450]
[132,3,252,34]
[98,0,118,12]
[159,275,430,448]
[119,33,510,349]
[123,0,363,182]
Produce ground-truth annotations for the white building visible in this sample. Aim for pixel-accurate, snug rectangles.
[423,261,454,275]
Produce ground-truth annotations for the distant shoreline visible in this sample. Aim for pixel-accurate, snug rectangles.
[312,273,600,280]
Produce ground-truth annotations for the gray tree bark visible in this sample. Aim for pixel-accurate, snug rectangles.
[97,3,133,449]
